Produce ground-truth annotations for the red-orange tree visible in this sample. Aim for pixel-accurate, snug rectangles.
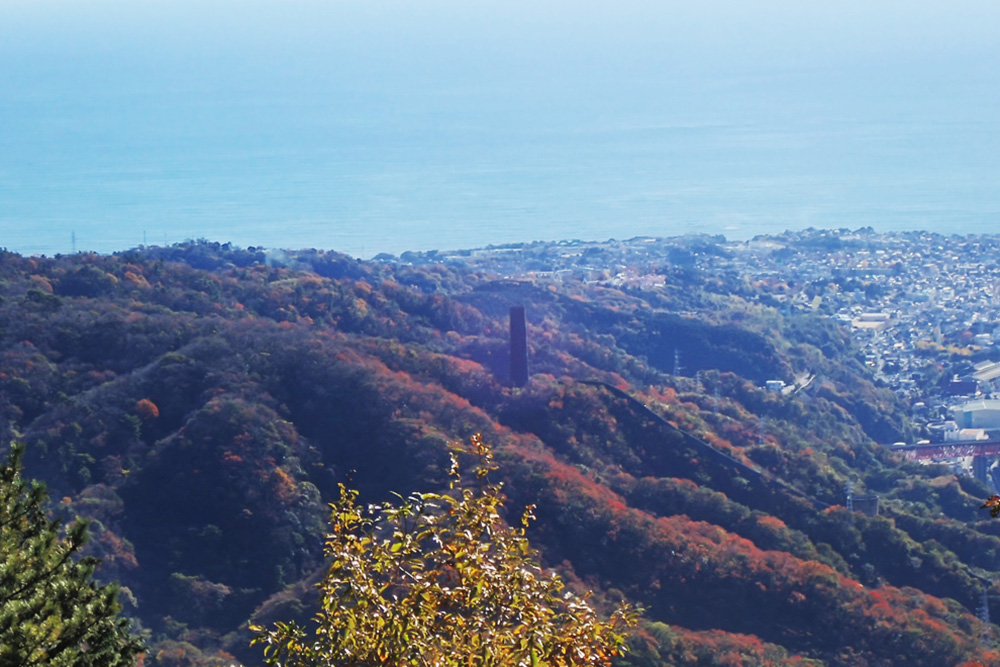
[251,434,636,667]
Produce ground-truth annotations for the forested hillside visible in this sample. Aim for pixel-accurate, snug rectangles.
[1,239,997,666]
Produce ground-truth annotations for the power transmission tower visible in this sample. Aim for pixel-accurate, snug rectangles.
[845,481,855,524]
[979,585,992,649]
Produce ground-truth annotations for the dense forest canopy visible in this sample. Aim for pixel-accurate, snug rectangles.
[1,233,999,666]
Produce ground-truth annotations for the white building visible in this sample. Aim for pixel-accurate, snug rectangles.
[952,399,1000,429]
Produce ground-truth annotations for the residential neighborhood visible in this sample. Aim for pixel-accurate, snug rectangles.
[398,229,1000,482]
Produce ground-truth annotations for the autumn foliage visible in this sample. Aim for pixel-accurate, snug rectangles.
[251,434,637,666]
[135,398,160,420]
[1,241,998,666]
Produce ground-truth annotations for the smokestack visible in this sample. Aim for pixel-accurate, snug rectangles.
[509,306,528,387]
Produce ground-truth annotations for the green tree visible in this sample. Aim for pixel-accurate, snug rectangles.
[0,443,144,666]
[252,434,637,667]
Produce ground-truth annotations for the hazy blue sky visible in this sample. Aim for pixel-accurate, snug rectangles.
[7,1,998,65]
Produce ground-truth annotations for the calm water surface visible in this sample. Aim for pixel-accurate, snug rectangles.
[2,3,998,257]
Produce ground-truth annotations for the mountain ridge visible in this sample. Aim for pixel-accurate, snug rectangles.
[0,235,996,666]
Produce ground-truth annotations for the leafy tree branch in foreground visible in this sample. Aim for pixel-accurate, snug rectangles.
[0,443,144,667]
[251,433,637,667]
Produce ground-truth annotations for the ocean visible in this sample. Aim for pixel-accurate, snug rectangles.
[2,2,999,259]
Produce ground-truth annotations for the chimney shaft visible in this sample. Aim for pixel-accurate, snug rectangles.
[509,306,528,387]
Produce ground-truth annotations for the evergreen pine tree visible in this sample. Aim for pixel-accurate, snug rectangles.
[0,443,144,667]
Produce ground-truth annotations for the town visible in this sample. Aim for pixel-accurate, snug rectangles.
[390,228,1000,487]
